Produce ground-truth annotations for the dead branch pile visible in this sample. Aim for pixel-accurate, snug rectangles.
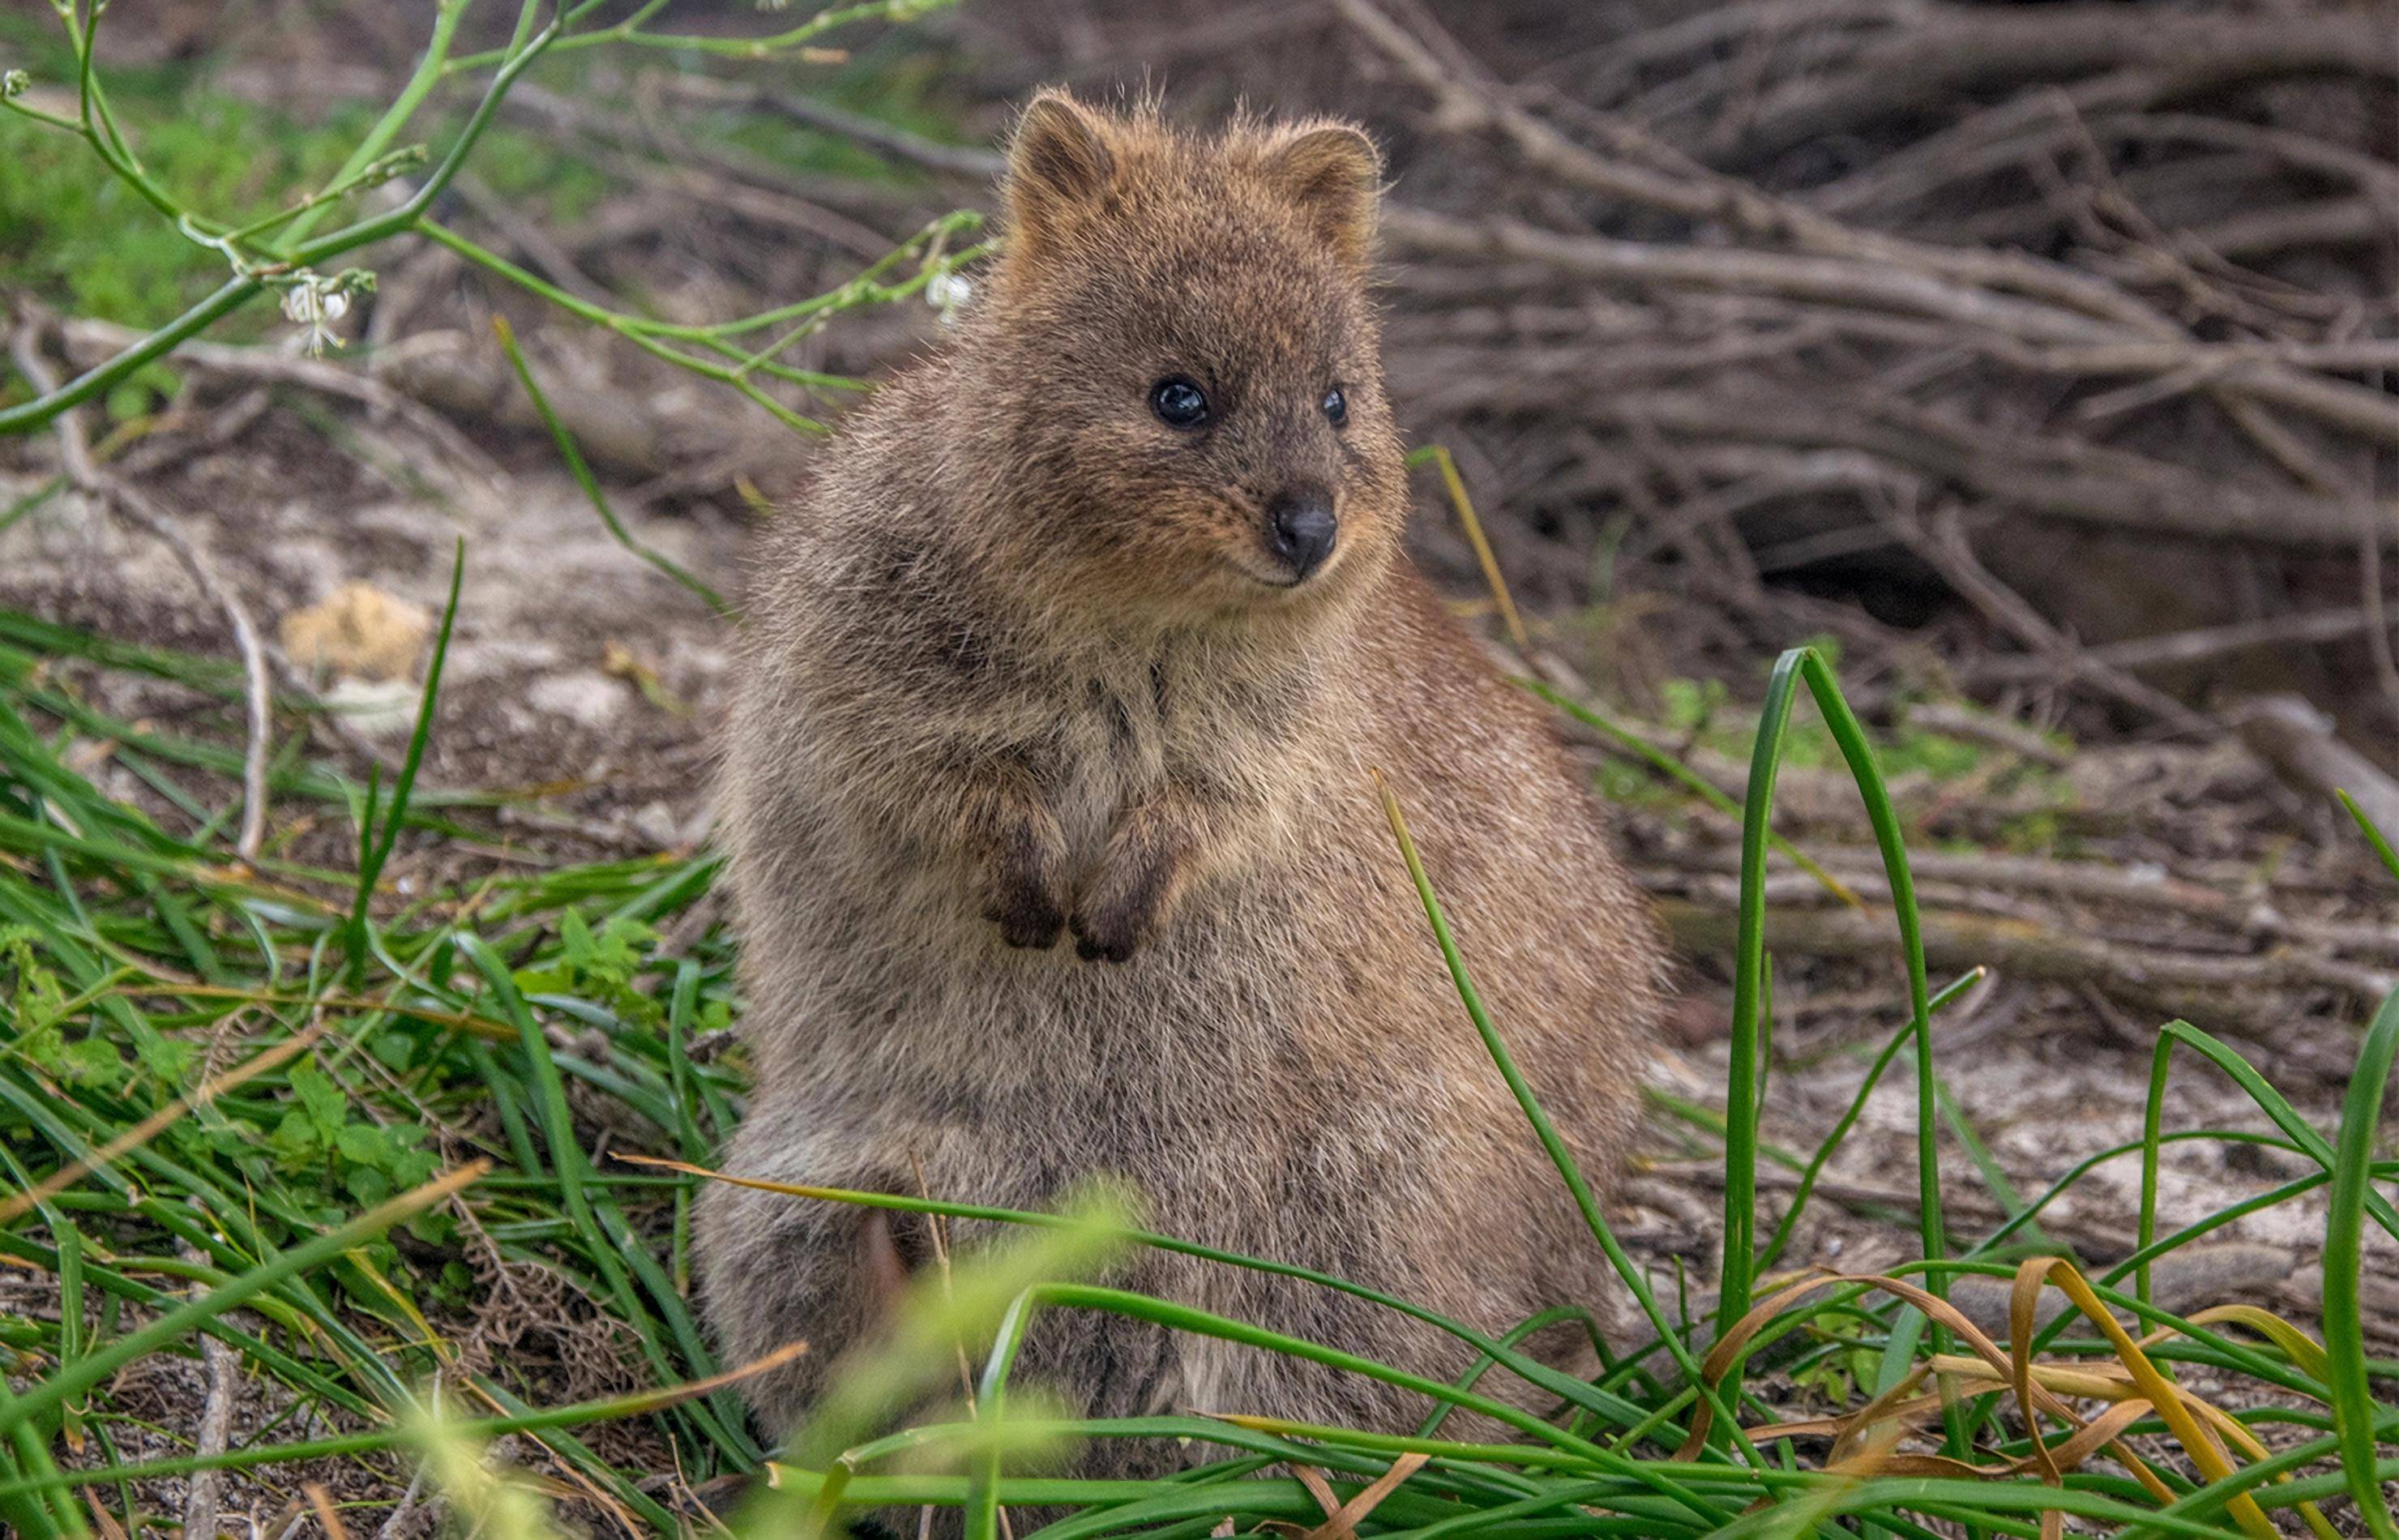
[1277,0,2397,742]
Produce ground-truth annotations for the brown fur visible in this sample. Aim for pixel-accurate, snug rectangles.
[698,92,1667,1475]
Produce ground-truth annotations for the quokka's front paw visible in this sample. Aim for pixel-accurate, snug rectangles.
[990,883,1066,949]
[984,817,1068,949]
[1070,860,1170,964]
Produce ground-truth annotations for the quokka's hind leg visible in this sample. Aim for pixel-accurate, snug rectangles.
[695,1170,873,1440]
[692,1110,948,1448]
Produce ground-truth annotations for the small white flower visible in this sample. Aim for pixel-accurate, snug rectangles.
[925,271,972,323]
[279,272,353,357]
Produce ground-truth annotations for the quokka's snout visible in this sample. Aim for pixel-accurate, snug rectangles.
[1264,484,1338,582]
[699,88,1667,1491]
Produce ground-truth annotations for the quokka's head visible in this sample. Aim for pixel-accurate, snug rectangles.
[961,91,1407,625]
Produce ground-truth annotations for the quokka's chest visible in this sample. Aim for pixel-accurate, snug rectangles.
[1041,666,1172,862]
[1016,650,1318,867]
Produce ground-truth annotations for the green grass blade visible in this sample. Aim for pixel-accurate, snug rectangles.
[344,541,462,978]
[2322,986,2399,1539]
[634,1157,1663,1439]
[1373,775,1760,1469]
[1791,652,1941,1299]
[0,1162,483,1432]
[2341,789,2399,887]
[1723,650,1806,1328]
[490,316,735,619]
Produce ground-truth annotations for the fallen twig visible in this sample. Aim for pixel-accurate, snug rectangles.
[180,1226,242,1540]
[10,315,273,862]
[1656,896,2396,1025]
[55,314,506,494]
[1868,496,2215,736]
[1381,206,2399,456]
[1643,848,2399,965]
[2236,694,2399,840]
[1341,0,2399,444]
[1968,607,2396,683]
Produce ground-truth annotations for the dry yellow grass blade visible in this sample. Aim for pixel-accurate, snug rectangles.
[163,982,518,1042]
[1673,1260,2299,1539]
[2013,1256,2279,1539]
[1916,1342,2325,1495]
[1413,445,1531,656]
[1278,1465,1345,1539]
[617,1153,847,1200]
[1300,1452,1430,1540]
[637,1337,813,1410]
[83,1494,133,1540]
[348,1244,455,1363]
[305,1482,352,1540]
[2008,1258,2071,1521]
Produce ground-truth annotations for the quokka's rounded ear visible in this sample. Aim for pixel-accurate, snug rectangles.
[1005,90,1116,244]
[1259,123,1383,268]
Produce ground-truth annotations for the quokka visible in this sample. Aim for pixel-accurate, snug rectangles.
[697,89,1666,1475]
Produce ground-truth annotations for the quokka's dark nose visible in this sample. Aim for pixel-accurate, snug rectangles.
[1268,490,1338,581]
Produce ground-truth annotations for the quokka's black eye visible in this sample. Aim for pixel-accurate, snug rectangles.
[1322,387,1348,427]
[1150,377,1210,429]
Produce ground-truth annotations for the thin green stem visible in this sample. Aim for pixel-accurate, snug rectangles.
[275,0,473,253]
